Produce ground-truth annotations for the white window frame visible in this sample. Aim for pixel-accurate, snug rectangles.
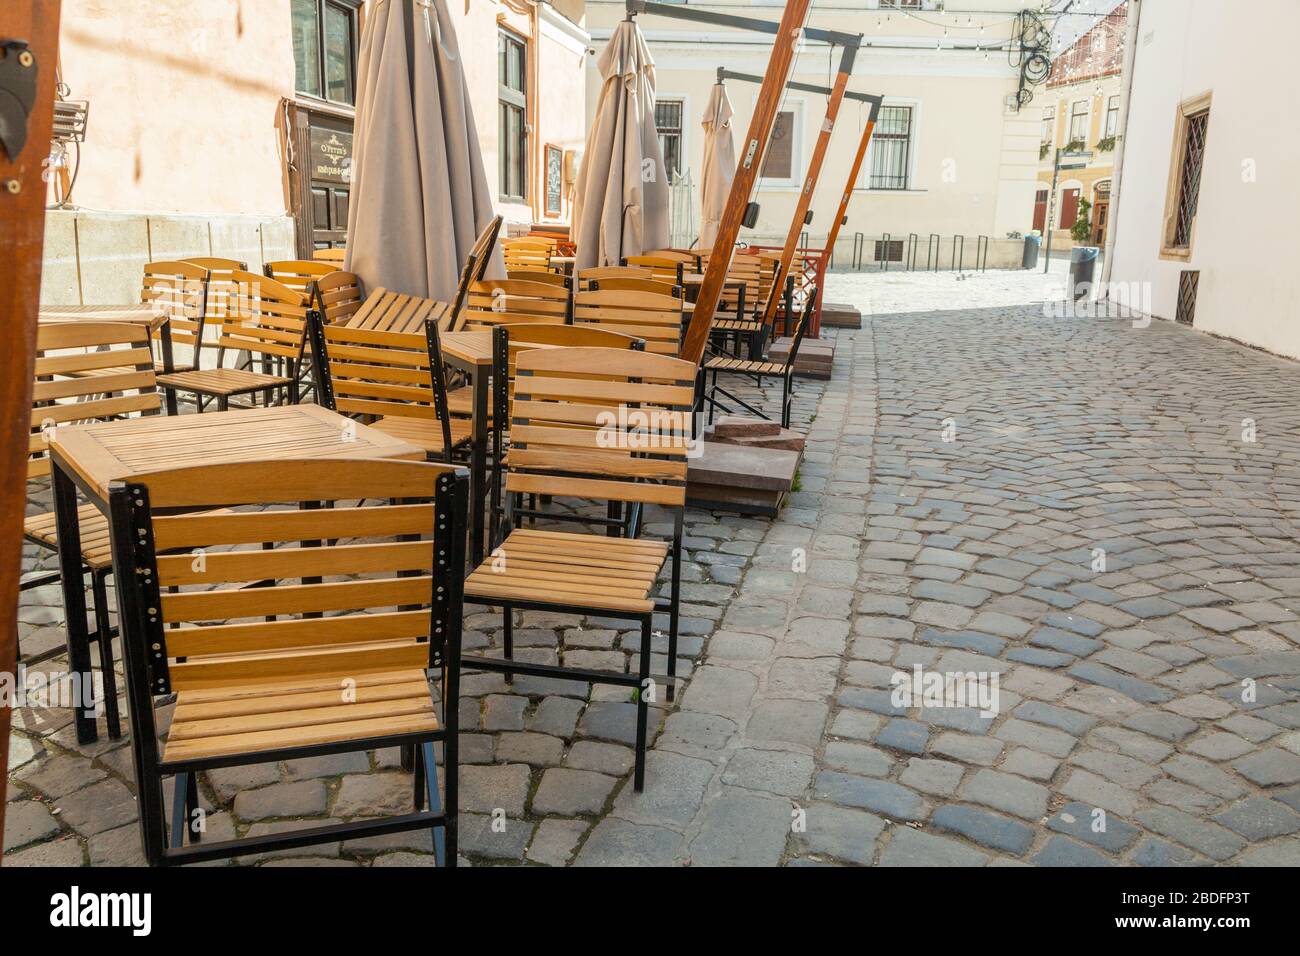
[858,97,922,192]
[756,97,805,189]
[654,93,690,184]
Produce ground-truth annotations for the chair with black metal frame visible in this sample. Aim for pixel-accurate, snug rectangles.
[702,284,818,429]
[464,347,693,789]
[446,215,505,325]
[454,278,573,332]
[155,271,309,411]
[309,313,472,465]
[22,320,166,736]
[107,457,469,865]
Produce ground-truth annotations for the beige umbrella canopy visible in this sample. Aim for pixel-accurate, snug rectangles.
[698,81,736,251]
[572,19,670,270]
[345,0,502,300]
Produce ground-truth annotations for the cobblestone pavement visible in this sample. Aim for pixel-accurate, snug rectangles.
[7,267,1300,866]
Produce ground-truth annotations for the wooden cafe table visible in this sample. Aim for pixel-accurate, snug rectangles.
[47,404,423,743]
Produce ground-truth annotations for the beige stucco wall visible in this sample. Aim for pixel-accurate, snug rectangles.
[585,0,1039,267]
[1109,0,1300,358]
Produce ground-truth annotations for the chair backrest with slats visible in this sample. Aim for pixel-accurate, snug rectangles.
[622,255,685,285]
[589,277,682,298]
[506,347,693,513]
[263,260,335,302]
[184,257,247,273]
[345,288,452,334]
[502,237,554,272]
[313,247,347,263]
[212,271,313,367]
[108,458,467,709]
[456,278,571,331]
[507,269,571,290]
[447,215,505,325]
[142,260,208,355]
[30,322,161,479]
[573,290,683,356]
[310,315,453,453]
[313,270,365,326]
[577,266,651,290]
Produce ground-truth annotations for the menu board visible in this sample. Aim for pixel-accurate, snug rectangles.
[545,145,563,216]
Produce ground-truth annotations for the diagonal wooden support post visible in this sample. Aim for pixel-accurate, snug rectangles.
[679,0,816,368]
[820,98,882,268]
[757,40,861,332]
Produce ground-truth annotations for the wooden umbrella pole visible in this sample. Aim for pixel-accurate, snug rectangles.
[757,40,860,332]
[820,97,882,265]
[678,0,816,368]
[0,0,63,851]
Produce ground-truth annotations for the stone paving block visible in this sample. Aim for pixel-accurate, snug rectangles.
[931,805,1035,855]
[1135,806,1247,861]
[876,718,929,755]
[577,701,665,747]
[823,741,894,777]
[961,768,1049,820]
[898,758,965,797]
[1014,700,1098,736]
[878,825,988,867]
[459,813,535,861]
[746,699,829,749]
[688,788,791,866]
[796,803,885,865]
[680,665,758,720]
[1045,801,1139,854]
[1130,836,1209,867]
[1068,750,1161,788]
[575,818,683,867]
[481,695,528,731]
[565,741,635,777]
[613,751,715,828]
[1211,797,1300,840]
[14,754,106,799]
[721,748,815,797]
[1232,748,1300,787]
[532,768,618,816]
[527,819,590,866]
[3,799,60,852]
[56,779,142,836]
[459,764,532,817]
[813,772,927,821]
[931,732,1004,766]
[1032,835,1113,867]
[1000,747,1060,782]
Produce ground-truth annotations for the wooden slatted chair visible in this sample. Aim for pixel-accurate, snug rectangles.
[263,259,335,300]
[703,285,818,428]
[107,458,469,865]
[24,321,165,735]
[454,278,572,332]
[309,314,471,463]
[313,246,347,263]
[155,271,308,410]
[465,347,692,790]
[573,289,683,356]
[313,269,365,326]
[447,216,505,322]
[344,287,453,334]
[501,236,555,273]
[141,260,209,374]
[703,252,779,357]
[588,276,683,297]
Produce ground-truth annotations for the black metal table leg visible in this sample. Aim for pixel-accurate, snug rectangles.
[469,368,489,566]
[159,321,178,416]
[52,463,98,744]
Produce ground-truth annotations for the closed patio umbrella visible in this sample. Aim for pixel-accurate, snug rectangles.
[698,81,736,251]
[572,18,669,270]
[345,0,501,300]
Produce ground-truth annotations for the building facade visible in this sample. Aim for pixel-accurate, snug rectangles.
[1033,2,1125,252]
[1107,0,1300,358]
[585,0,1048,269]
[41,0,588,305]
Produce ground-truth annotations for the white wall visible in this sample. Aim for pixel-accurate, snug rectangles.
[1109,0,1300,357]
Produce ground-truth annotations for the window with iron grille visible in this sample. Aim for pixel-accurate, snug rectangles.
[498,29,528,203]
[1104,95,1120,138]
[1041,106,1055,145]
[1172,110,1209,248]
[656,99,684,183]
[1068,100,1088,143]
[868,106,912,190]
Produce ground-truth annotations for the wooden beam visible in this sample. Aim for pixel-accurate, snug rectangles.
[0,0,62,848]
[678,0,816,367]
[758,43,859,331]
[820,104,880,264]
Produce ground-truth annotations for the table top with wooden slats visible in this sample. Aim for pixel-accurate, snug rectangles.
[49,405,425,503]
[39,304,167,332]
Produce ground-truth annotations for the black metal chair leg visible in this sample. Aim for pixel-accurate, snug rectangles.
[413,741,426,808]
[634,617,651,792]
[90,569,121,739]
[502,605,513,685]
[423,741,448,867]
[400,743,416,772]
[186,771,201,843]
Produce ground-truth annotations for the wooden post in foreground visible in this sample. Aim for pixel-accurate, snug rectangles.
[757,41,859,331]
[679,0,815,368]
[0,0,62,852]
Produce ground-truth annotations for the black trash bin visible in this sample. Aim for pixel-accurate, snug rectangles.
[1069,246,1100,300]
[1022,234,1041,269]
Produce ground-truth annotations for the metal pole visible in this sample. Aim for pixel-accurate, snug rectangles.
[1044,147,1061,274]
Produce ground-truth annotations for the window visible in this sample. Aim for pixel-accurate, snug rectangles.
[498,29,528,203]
[878,0,924,8]
[1068,100,1088,144]
[1041,106,1055,145]
[656,99,684,183]
[869,105,913,190]
[760,108,798,182]
[292,0,359,106]
[1169,105,1210,249]
[1104,95,1120,138]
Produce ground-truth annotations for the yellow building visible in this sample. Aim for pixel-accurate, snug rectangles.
[1033,2,1126,251]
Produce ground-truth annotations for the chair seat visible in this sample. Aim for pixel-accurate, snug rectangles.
[712,318,761,333]
[24,504,112,570]
[156,367,292,396]
[370,415,474,455]
[162,667,438,764]
[464,528,669,613]
[704,356,785,376]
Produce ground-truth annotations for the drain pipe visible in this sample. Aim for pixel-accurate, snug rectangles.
[1100,0,1142,290]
